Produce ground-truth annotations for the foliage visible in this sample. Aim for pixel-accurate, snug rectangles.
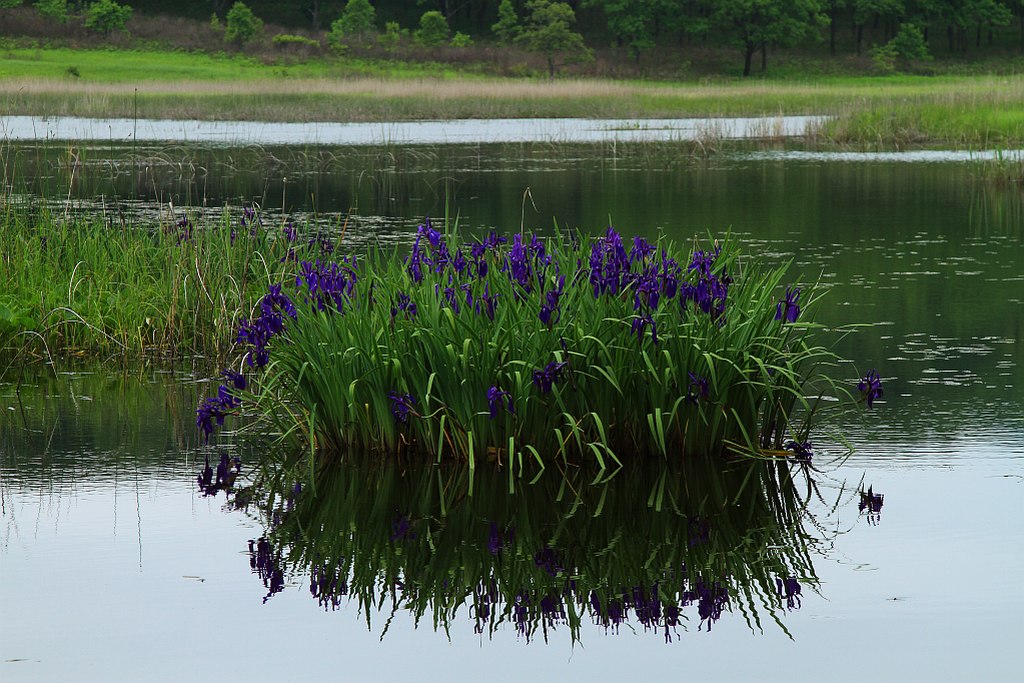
[492,0,519,44]
[584,0,671,61]
[707,0,828,76]
[517,0,592,78]
[271,33,320,49]
[197,221,862,469]
[0,0,23,9]
[871,22,931,72]
[330,0,377,40]
[35,0,68,22]
[224,1,264,45]
[0,203,300,361]
[414,10,450,47]
[451,31,473,47]
[83,0,133,35]
[376,20,405,50]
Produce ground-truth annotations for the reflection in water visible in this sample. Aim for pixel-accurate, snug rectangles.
[221,456,836,643]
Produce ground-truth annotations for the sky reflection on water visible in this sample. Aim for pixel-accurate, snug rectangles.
[2,140,1023,681]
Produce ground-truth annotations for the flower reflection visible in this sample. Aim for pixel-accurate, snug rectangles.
[233,457,827,644]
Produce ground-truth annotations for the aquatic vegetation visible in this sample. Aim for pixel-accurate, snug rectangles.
[198,219,866,468]
[0,203,335,363]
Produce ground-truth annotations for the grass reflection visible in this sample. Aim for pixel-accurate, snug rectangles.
[236,455,827,642]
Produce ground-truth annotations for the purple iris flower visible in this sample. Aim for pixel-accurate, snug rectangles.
[532,361,568,394]
[776,285,801,323]
[391,291,417,320]
[631,313,658,345]
[222,369,247,391]
[784,439,813,462]
[687,372,710,404]
[487,385,514,419]
[858,369,884,407]
[283,223,297,243]
[388,391,416,423]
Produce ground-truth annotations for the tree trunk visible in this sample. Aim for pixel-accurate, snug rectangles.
[760,42,767,73]
[743,42,754,76]
[856,24,864,55]
[548,56,555,79]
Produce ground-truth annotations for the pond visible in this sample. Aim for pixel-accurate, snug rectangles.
[1,133,1023,682]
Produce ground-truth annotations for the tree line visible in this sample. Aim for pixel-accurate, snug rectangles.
[5,0,1024,75]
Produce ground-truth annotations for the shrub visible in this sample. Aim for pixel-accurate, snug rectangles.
[376,20,404,50]
[451,31,473,48]
[415,10,449,47]
[224,1,263,45]
[83,0,132,35]
[492,0,519,44]
[333,0,376,38]
[35,0,67,22]
[272,33,320,50]
[890,23,931,62]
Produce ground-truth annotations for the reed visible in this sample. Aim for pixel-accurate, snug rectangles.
[0,202,316,364]
[199,220,872,468]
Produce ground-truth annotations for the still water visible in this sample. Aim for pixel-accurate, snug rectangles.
[1,137,1023,682]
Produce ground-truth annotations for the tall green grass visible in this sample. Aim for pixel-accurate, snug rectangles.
[0,203,310,364]
[209,222,856,468]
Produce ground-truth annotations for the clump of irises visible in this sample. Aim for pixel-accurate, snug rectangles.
[196,220,876,469]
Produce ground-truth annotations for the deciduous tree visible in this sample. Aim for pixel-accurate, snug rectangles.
[517,0,592,77]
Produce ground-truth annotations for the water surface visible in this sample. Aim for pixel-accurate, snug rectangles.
[2,136,1023,682]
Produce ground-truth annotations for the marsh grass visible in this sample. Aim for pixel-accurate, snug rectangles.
[0,201,328,364]
[208,221,854,469]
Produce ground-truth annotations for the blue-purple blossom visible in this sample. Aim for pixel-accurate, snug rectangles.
[222,369,247,391]
[390,514,416,542]
[631,313,658,345]
[776,286,801,323]
[784,439,813,462]
[241,206,262,237]
[196,385,242,442]
[858,369,884,408]
[687,372,710,404]
[388,391,416,423]
[776,577,802,610]
[391,291,418,320]
[175,215,192,244]
[479,284,498,321]
[487,521,515,555]
[532,361,568,394]
[859,486,884,514]
[237,285,297,368]
[283,222,297,243]
[248,537,284,603]
[538,274,565,326]
[533,547,564,577]
[296,259,357,314]
[487,385,514,419]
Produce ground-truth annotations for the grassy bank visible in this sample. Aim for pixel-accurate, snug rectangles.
[2,46,1023,146]
[0,203,310,366]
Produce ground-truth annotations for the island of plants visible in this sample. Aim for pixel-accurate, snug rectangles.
[196,218,882,472]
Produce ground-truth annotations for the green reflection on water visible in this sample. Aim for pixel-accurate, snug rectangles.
[240,454,829,642]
